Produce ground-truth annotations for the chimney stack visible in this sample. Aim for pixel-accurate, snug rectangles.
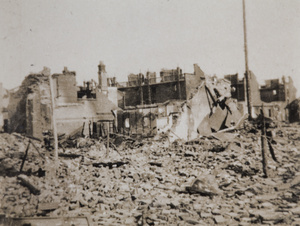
[98,61,108,92]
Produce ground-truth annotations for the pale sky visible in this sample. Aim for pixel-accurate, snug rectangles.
[1,0,300,96]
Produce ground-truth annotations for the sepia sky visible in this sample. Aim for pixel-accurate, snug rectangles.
[0,0,300,96]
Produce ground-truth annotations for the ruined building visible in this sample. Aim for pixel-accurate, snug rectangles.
[117,64,205,108]
[224,72,261,116]
[6,68,51,138]
[115,64,205,136]
[260,76,296,103]
[259,76,297,121]
[224,73,297,121]
[4,63,118,139]
[115,64,244,140]
[2,61,297,140]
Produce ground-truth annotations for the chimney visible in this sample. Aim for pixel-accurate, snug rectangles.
[63,66,68,74]
[98,61,108,92]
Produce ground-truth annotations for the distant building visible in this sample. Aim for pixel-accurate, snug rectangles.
[259,76,297,121]
[116,64,206,136]
[260,76,296,104]
[224,73,297,121]
[224,71,261,116]
[118,64,205,108]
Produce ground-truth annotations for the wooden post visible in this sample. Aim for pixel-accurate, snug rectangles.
[20,141,31,173]
[261,104,268,177]
[106,122,110,156]
[135,109,137,135]
[142,108,144,135]
[150,107,152,136]
[243,0,252,119]
[49,74,58,160]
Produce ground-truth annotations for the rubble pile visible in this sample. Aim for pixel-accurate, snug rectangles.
[0,123,300,225]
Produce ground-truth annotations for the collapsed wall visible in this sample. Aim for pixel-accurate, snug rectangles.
[7,70,52,139]
[168,75,243,141]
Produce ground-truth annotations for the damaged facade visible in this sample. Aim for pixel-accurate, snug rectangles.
[116,64,244,141]
[3,63,118,140]
[116,64,205,137]
[224,71,261,117]
[0,62,298,141]
[52,64,118,139]
[224,73,297,121]
[260,76,297,121]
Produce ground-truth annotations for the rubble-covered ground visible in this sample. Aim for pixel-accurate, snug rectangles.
[1,123,300,225]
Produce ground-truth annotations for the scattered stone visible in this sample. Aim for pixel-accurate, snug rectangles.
[0,123,299,225]
[214,215,226,224]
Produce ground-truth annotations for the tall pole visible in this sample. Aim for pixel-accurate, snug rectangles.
[49,75,58,160]
[106,122,109,156]
[243,0,252,119]
[260,105,268,177]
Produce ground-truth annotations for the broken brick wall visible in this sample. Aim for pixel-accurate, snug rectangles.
[52,69,78,105]
[7,74,50,136]
[26,90,51,139]
[284,76,297,104]
[25,81,52,139]
[185,64,205,100]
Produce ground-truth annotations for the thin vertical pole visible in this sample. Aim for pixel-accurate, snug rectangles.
[106,122,109,156]
[243,0,252,119]
[135,109,137,135]
[49,75,58,160]
[177,68,182,100]
[261,104,268,177]
[150,107,152,135]
[20,140,31,173]
[142,108,144,135]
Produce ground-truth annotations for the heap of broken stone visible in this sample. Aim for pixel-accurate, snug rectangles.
[0,122,300,225]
